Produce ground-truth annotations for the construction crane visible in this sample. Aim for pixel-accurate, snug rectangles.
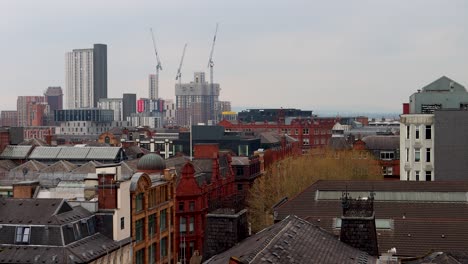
[175,43,188,83]
[150,28,162,100]
[207,23,219,123]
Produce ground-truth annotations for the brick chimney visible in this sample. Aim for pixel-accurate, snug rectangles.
[97,173,118,209]
[339,191,379,256]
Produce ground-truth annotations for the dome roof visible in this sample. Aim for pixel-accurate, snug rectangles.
[137,153,166,172]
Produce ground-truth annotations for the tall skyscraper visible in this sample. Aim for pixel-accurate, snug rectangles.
[175,72,220,126]
[149,74,158,100]
[122,93,136,121]
[65,44,107,109]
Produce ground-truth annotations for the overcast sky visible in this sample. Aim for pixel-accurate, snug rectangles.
[1,0,468,113]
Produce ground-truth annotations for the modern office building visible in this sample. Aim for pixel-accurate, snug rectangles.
[400,76,468,181]
[149,74,158,100]
[164,99,176,126]
[98,98,124,121]
[65,44,107,108]
[122,93,136,121]
[175,72,220,126]
[44,87,63,125]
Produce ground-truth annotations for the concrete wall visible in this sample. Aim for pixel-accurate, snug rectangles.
[434,110,468,180]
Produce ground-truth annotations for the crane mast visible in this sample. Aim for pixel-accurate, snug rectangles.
[207,23,218,123]
[150,28,162,100]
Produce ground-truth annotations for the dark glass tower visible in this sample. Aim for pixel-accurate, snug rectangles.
[93,44,108,107]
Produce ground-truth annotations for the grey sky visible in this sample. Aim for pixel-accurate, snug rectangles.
[1,0,468,113]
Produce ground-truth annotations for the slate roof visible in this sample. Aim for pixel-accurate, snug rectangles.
[404,251,468,264]
[0,160,16,171]
[205,215,376,264]
[275,180,468,257]
[0,197,130,264]
[362,135,399,150]
[10,160,47,174]
[0,145,33,159]
[71,161,102,174]
[39,160,78,173]
[0,198,91,225]
[18,138,49,146]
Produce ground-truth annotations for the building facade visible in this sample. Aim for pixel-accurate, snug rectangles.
[0,111,17,127]
[175,72,220,126]
[66,44,107,108]
[99,98,124,121]
[219,117,337,152]
[17,96,47,127]
[149,74,158,100]
[123,93,137,121]
[399,76,468,181]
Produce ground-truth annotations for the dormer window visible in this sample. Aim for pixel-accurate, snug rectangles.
[15,226,31,244]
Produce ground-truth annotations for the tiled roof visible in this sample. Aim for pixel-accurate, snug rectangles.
[275,180,468,257]
[205,215,376,264]
[404,251,468,264]
[0,145,33,159]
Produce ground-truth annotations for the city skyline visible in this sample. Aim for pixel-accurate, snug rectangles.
[1,0,468,113]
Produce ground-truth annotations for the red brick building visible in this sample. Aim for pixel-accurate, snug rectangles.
[218,117,337,153]
[175,144,237,262]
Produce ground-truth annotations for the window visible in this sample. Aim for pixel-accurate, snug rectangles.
[415,149,420,162]
[320,138,325,145]
[303,138,309,145]
[180,217,186,235]
[380,151,395,160]
[406,171,410,181]
[314,128,319,135]
[189,241,195,256]
[160,209,167,231]
[136,193,144,212]
[415,126,420,139]
[425,125,431,139]
[406,126,410,139]
[189,201,195,211]
[160,237,168,258]
[383,167,393,176]
[136,248,144,264]
[189,217,194,234]
[120,217,125,230]
[295,129,299,135]
[426,171,432,181]
[303,128,309,135]
[149,243,156,264]
[136,219,144,242]
[426,148,431,162]
[179,202,184,212]
[179,242,187,262]
[149,214,156,237]
[406,148,409,162]
[415,171,420,181]
[15,226,31,244]
[237,184,243,191]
